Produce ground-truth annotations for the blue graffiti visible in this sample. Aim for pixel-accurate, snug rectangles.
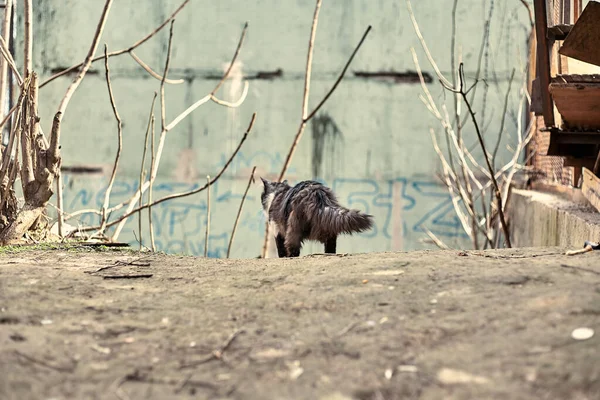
[62,169,467,257]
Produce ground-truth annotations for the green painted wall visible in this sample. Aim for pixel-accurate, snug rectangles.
[22,0,532,256]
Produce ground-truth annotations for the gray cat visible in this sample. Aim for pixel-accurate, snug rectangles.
[260,178,373,257]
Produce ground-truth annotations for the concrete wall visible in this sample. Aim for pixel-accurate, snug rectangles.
[21,0,532,256]
[509,189,600,248]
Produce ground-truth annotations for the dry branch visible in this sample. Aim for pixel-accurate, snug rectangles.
[98,44,123,236]
[40,0,192,88]
[129,51,184,84]
[107,22,250,241]
[80,113,257,233]
[23,0,32,77]
[227,166,256,258]
[204,175,211,257]
[0,35,23,85]
[138,93,157,249]
[278,24,372,181]
[149,115,156,251]
[0,0,13,115]
[260,0,371,257]
[55,0,114,238]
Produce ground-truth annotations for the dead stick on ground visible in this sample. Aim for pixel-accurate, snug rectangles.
[40,0,191,88]
[55,0,114,238]
[98,44,123,237]
[204,175,211,257]
[179,329,245,369]
[137,93,157,248]
[227,166,256,258]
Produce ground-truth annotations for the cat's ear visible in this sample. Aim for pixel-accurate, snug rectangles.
[282,180,288,186]
[260,177,268,187]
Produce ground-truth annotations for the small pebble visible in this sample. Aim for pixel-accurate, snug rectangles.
[571,327,594,341]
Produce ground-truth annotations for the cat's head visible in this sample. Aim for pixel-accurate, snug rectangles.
[260,177,289,212]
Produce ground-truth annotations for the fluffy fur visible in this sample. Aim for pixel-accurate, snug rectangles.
[261,178,373,257]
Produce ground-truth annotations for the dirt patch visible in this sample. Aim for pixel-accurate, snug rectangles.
[1,247,599,399]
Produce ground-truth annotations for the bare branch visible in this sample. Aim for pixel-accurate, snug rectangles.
[204,175,211,257]
[456,63,511,248]
[491,68,515,169]
[108,23,250,241]
[98,44,123,236]
[0,0,13,115]
[56,0,113,117]
[423,227,451,250]
[0,34,23,85]
[405,0,453,88]
[227,166,256,258]
[82,113,257,233]
[54,0,114,237]
[160,21,175,132]
[279,24,372,182]
[138,93,157,249]
[40,0,192,88]
[23,0,32,77]
[304,25,372,121]
[301,0,322,119]
[149,114,156,251]
[129,51,184,84]
[211,22,248,97]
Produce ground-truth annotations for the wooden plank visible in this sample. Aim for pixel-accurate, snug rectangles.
[534,0,556,127]
[582,167,600,212]
[549,83,600,128]
[574,0,582,23]
[559,1,600,67]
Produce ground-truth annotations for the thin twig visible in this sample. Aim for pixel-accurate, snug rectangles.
[111,20,175,241]
[179,329,245,369]
[204,175,211,257]
[160,21,175,132]
[278,24,372,180]
[456,63,511,248]
[211,22,248,97]
[149,114,156,252]
[518,0,534,28]
[227,166,256,258]
[0,0,13,116]
[98,44,123,236]
[304,25,372,122]
[128,51,184,84]
[23,0,32,77]
[40,0,192,88]
[55,0,114,238]
[405,0,453,88]
[14,350,76,373]
[81,113,257,233]
[107,23,250,241]
[423,227,451,250]
[0,31,22,85]
[137,94,157,248]
[491,68,515,169]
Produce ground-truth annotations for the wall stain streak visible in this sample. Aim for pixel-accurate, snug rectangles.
[311,113,343,179]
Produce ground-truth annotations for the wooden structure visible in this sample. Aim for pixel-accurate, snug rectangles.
[532,0,600,210]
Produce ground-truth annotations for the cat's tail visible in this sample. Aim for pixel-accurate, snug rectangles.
[319,206,374,236]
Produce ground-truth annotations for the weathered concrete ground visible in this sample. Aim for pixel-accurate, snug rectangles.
[1,246,599,400]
